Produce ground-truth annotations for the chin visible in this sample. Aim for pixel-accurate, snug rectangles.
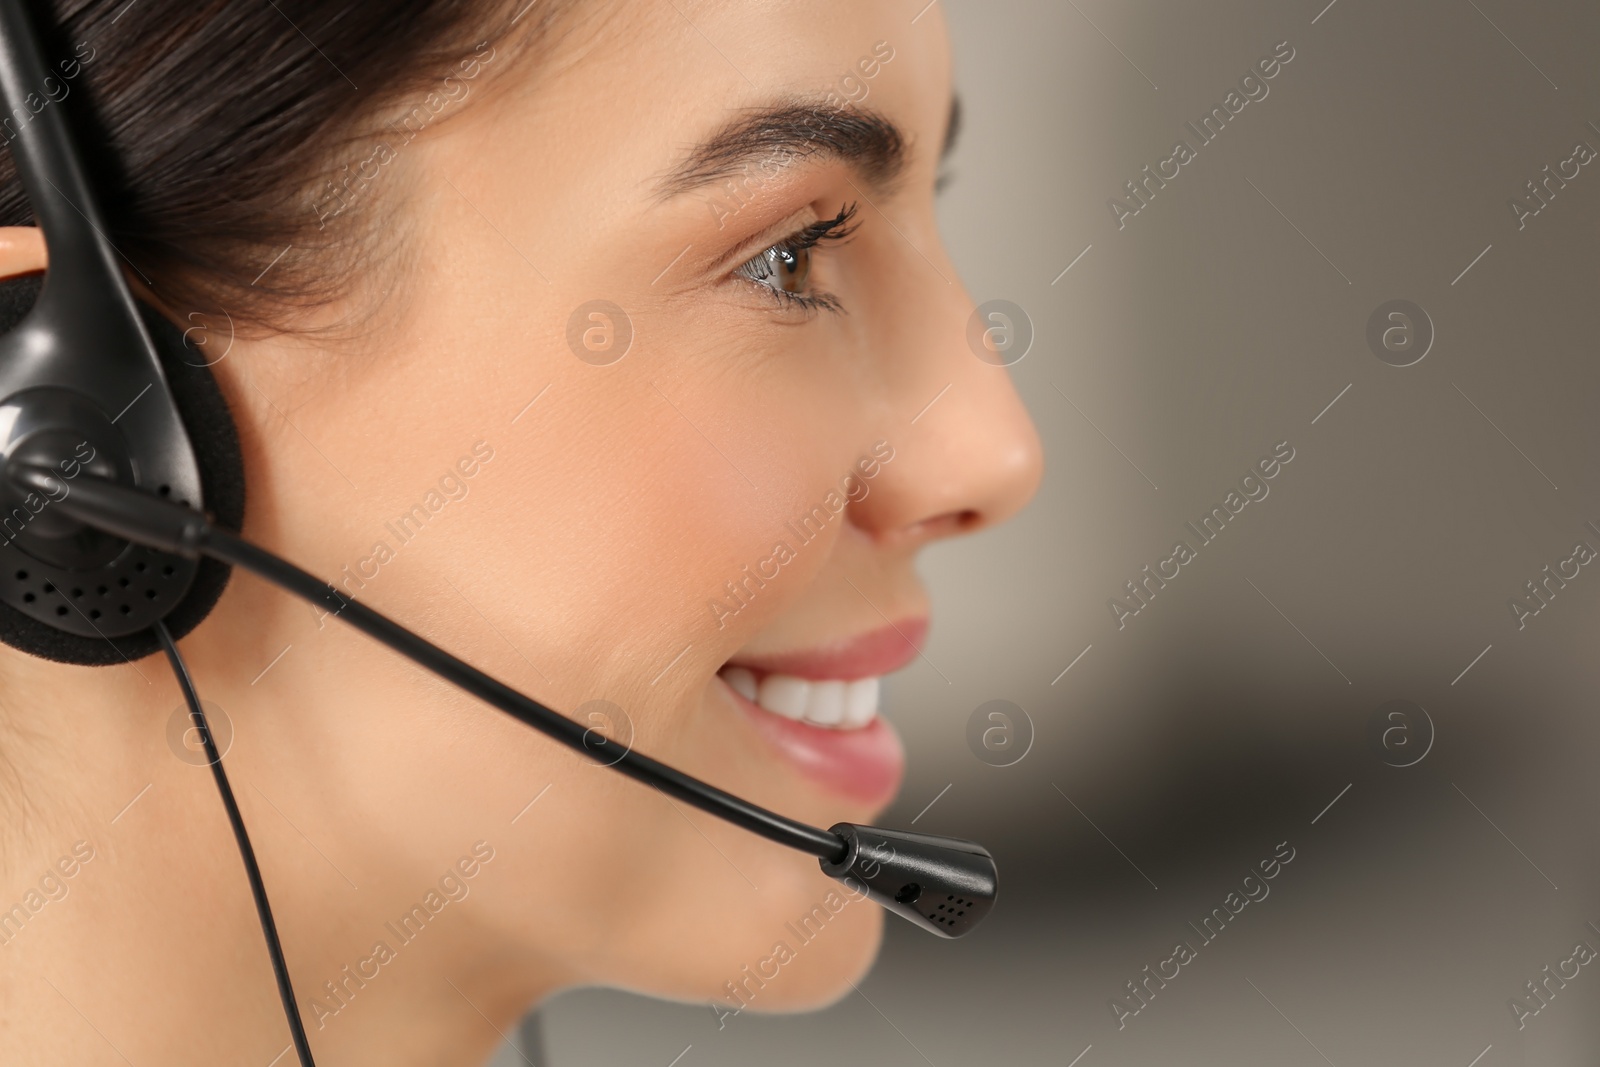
[703,887,886,1024]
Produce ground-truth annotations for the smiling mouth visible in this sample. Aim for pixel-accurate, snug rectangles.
[711,618,928,805]
[716,667,882,729]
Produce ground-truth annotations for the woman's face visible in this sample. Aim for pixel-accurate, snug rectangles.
[169,0,1039,1023]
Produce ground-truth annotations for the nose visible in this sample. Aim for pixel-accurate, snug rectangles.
[851,275,1044,551]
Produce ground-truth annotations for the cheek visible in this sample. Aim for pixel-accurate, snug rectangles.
[503,364,853,654]
[481,407,799,620]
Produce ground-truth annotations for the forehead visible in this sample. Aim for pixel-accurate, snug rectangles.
[463,0,953,213]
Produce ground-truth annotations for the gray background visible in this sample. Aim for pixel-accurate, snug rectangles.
[492,0,1600,1063]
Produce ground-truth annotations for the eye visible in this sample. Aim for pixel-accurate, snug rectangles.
[731,203,859,314]
[739,242,813,296]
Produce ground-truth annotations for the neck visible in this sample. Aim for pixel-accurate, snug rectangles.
[0,651,559,1065]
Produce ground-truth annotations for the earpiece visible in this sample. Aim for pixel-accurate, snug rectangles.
[0,272,244,663]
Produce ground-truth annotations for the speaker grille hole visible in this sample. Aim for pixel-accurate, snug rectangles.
[3,543,199,639]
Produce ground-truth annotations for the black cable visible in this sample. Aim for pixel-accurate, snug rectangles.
[155,620,318,1067]
[201,527,849,862]
[21,464,849,862]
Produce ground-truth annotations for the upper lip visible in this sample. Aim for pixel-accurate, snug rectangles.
[723,617,929,682]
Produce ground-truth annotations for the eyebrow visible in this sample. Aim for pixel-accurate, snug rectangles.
[656,95,962,200]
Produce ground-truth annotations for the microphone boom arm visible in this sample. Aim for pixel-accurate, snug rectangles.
[11,463,998,938]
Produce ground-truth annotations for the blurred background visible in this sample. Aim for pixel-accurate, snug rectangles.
[492,0,1600,1062]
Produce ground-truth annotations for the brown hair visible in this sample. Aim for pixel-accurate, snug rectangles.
[0,0,568,332]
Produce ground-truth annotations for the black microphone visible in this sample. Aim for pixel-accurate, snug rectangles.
[8,461,998,939]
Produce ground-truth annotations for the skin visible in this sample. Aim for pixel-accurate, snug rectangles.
[0,2,1041,1064]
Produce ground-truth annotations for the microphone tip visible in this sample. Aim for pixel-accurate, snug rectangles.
[819,823,997,939]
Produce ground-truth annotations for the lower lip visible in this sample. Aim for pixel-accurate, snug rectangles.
[718,678,905,806]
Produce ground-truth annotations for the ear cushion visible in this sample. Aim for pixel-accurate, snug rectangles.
[0,272,246,665]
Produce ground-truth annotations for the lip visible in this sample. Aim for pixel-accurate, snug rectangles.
[723,617,928,680]
[717,617,927,806]
[721,680,906,805]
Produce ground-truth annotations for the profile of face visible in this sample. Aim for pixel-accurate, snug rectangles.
[0,1,1041,1062]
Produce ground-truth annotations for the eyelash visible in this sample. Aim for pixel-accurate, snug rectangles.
[732,203,860,315]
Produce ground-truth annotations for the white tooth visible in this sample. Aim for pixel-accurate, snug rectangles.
[757,674,811,720]
[804,680,847,726]
[842,677,880,727]
[721,666,758,702]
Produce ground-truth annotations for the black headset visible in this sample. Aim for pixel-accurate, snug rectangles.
[0,3,997,1063]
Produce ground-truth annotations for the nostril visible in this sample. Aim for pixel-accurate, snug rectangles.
[908,510,982,543]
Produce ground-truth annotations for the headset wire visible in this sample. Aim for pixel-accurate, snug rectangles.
[155,620,318,1067]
